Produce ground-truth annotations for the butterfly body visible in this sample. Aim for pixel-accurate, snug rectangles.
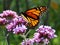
[21,6,47,28]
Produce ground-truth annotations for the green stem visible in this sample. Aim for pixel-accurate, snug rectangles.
[20,34,26,45]
[5,31,10,45]
[20,34,26,40]
[20,29,31,45]
[26,30,31,37]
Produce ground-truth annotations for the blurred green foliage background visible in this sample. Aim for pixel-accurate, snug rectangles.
[0,0,60,45]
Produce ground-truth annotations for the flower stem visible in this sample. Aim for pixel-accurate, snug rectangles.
[26,30,31,37]
[5,31,10,45]
[20,34,27,45]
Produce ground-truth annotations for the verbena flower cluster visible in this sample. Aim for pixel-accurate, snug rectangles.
[0,10,18,18]
[21,25,57,45]
[21,39,34,45]
[33,25,57,44]
[0,10,27,34]
[0,10,18,25]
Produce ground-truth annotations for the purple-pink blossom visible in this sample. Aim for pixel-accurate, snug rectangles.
[0,10,28,34]
[21,39,34,45]
[0,10,18,18]
[13,24,27,34]
[0,10,18,25]
[6,16,28,34]
[36,25,57,39]
[32,25,57,44]
[6,22,15,31]
[0,18,6,24]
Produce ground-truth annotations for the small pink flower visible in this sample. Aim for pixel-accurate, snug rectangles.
[0,13,4,17]
[21,39,34,45]
[33,33,40,39]
[6,22,15,31]
[13,24,27,34]
[43,38,49,44]
[0,18,6,24]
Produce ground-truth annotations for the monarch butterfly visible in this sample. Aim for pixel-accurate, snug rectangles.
[21,6,47,28]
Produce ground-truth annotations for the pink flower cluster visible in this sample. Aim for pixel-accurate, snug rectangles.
[0,10,27,34]
[21,25,57,45]
[6,16,27,34]
[21,39,34,45]
[0,10,18,25]
[0,10,18,18]
[32,25,57,44]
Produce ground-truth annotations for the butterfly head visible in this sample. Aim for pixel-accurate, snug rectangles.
[39,6,47,12]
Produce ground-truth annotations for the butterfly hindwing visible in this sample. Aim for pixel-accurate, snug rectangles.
[27,17,39,27]
[21,14,39,27]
